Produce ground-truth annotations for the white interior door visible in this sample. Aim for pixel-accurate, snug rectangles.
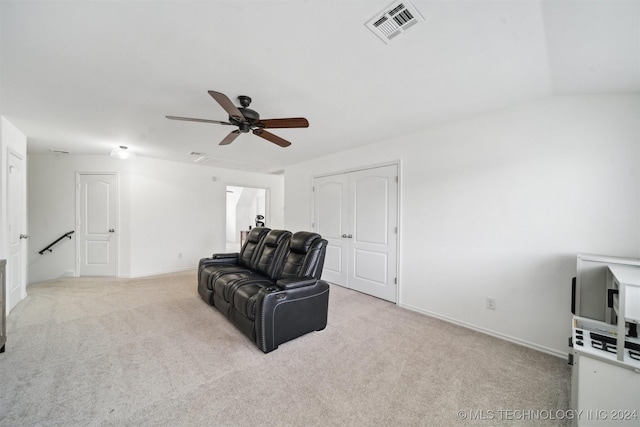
[314,174,349,286]
[314,164,398,302]
[348,165,398,302]
[77,173,118,276]
[7,151,27,312]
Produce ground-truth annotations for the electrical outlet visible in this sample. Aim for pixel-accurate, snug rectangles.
[486,297,496,310]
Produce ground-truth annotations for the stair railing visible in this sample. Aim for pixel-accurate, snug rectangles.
[39,231,75,255]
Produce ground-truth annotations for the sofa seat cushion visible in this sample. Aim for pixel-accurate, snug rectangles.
[213,271,272,302]
[202,265,253,291]
[213,272,250,301]
[233,283,269,320]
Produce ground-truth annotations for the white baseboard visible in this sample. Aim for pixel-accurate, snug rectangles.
[117,266,196,279]
[400,302,568,360]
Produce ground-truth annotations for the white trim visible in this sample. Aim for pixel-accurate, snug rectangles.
[117,266,195,279]
[312,160,401,180]
[400,302,568,359]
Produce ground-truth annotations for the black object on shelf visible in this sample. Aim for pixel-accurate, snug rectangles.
[571,276,576,314]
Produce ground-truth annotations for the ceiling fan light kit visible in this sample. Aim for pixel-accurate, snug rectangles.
[166,90,309,147]
[111,145,136,160]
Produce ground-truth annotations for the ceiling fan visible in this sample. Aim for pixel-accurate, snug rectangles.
[166,91,309,147]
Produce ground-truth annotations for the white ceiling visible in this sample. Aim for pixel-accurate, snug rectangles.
[1,0,638,174]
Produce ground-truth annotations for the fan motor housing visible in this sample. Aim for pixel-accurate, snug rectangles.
[238,107,259,121]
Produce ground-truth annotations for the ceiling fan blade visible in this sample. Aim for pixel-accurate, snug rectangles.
[208,91,244,120]
[253,129,291,147]
[166,115,232,125]
[257,118,309,129]
[220,130,241,145]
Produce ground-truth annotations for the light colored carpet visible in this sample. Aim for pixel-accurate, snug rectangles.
[1,271,571,426]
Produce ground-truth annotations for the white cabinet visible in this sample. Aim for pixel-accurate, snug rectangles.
[573,354,640,426]
[571,256,640,426]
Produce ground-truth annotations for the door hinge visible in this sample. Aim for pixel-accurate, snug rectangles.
[395,176,398,183]
[394,277,397,284]
[394,227,397,234]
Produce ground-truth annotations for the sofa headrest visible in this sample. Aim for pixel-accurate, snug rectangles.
[290,231,321,254]
[264,229,291,247]
[247,227,270,243]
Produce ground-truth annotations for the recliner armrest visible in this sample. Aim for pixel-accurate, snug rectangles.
[212,252,238,260]
[276,276,317,290]
[199,253,239,271]
[255,280,330,353]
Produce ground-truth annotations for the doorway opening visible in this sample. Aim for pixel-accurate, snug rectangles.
[226,186,267,252]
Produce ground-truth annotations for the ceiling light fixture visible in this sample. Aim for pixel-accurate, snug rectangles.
[111,145,136,160]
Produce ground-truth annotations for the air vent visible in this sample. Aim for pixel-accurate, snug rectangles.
[189,151,259,168]
[190,151,211,164]
[365,1,424,44]
[194,156,210,164]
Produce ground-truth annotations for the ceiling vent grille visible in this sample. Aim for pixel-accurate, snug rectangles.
[190,152,210,164]
[365,1,424,44]
[194,156,210,164]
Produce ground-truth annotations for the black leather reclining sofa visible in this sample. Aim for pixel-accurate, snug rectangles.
[197,228,329,353]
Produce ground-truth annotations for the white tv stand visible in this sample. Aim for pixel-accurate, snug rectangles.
[571,255,640,426]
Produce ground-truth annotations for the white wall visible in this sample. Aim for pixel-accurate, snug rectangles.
[283,94,640,356]
[1,117,28,312]
[225,188,240,243]
[27,154,284,283]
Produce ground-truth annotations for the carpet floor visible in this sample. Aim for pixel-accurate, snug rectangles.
[0,270,571,426]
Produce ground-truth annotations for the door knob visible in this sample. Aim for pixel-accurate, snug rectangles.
[19,234,29,239]
[347,234,353,238]
[108,229,115,233]
[341,234,347,238]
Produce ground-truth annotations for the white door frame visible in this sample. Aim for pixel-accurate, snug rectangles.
[226,184,271,252]
[226,184,271,227]
[6,148,27,312]
[75,172,119,277]
[312,161,401,303]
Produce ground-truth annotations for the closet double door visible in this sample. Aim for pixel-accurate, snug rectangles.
[314,164,398,302]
